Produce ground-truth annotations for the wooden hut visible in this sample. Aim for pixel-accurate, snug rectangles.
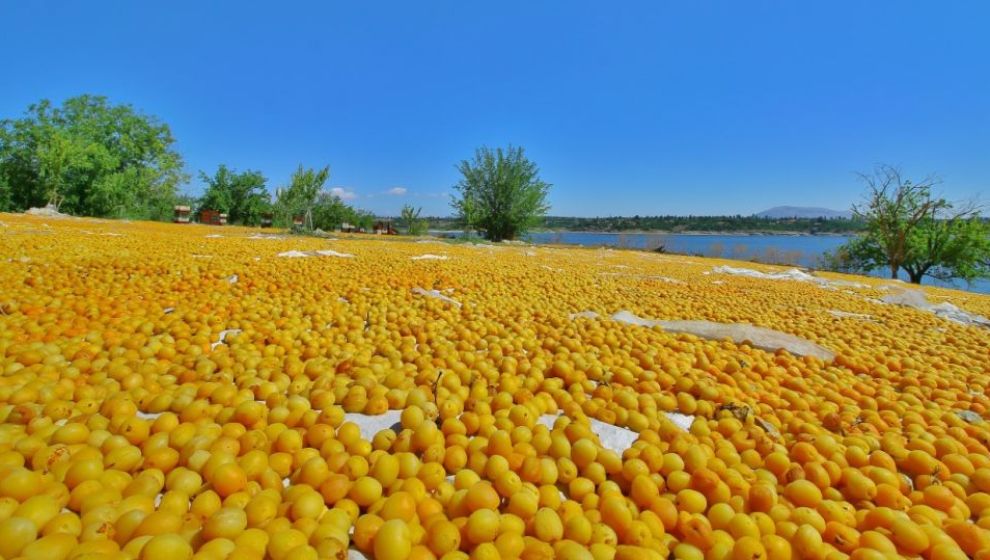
[200,209,226,226]
[173,205,191,224]
[373,221,398,235]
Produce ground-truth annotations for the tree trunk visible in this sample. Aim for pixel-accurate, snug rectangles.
[906,264,930,284]
[890,264,899,279]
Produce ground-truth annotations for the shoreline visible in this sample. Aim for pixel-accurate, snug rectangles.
[430,229,854,237]
[528,230,853,237]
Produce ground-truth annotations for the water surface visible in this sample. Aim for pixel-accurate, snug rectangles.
[517,231,990,295]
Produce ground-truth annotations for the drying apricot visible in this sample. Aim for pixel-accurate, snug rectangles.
[1,214,989,560]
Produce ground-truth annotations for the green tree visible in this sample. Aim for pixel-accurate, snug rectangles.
[311,192,354,231]
[901,213,990,283]
[399,204,427,235]
[831,165,990,283]
[851,165,947,279]
[352,209,375,231]
[274,165,330,228]
[451,146,551,241]
[0,173,10,211]
[0,95,187,219]
[198,165,271,226]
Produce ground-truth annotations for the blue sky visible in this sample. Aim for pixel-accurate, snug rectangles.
[1,1,987,217]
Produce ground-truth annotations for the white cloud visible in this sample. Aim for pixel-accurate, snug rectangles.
[330,187,358,201]
[387,187,408,196]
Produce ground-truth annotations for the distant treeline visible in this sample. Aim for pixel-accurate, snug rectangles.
[423,215,867,234]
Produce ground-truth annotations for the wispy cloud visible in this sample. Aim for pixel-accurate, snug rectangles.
[330,187,358,201]
[415,191,449,199]
[387,187,407,196]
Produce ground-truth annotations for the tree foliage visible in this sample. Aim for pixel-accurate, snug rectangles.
[400,204,427,235]
[351,209,376,231]
[274,165,330,228]
[851,165,946,279]
[452,146,550,241]
[198,165,271,226]
[829,165,990,283]
[266,165,375,233]
[311,192,355,231]
[901,214,990,283]
[0,95,187,219]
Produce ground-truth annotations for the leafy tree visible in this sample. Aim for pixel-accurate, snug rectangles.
[0,95,187,219]
[348,209,375,232]
[451,146,551,241]
[311,192,354,231]
[901,214,990,283]
[821,235,883,275]
[0,173,10,211]
[831,165,990,283]
[455,197,481,237]
[198,165,271,226]
[399,204,427,235]
[274,165,330,228]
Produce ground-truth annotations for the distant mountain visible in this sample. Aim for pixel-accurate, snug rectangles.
[756,206,852,219]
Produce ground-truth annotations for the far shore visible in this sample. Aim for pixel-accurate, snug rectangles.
[430,229,854,237]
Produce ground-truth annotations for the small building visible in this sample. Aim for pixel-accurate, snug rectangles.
[292,215,305,227]
[200,209,227,226]
[173,205,191,224]
[373,221,398,235]
[260,212,273,228]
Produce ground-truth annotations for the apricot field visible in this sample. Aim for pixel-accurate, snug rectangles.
[1,214,990,560]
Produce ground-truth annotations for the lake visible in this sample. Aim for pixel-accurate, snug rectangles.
[516,231,990,295]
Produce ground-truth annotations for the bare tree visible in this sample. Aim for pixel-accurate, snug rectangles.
[644,233,669,253]
[851,165,946,279]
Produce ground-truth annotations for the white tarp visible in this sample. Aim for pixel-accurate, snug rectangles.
[588,418,639,454]
[712,265,869,289]
[343,410,403,441]
[665,412,696,431]
[537,412,695,454]
[315,250,354,258]
[412,288,462,307]
[210,329,242,350]
[25,205,69,218]
[411,254,448,261]
[277,249,354,258]
[568,311,600,320]
[881,289,990,327]
[610,310,835,361]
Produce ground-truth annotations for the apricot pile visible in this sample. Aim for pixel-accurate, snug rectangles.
[1,213,989,560]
